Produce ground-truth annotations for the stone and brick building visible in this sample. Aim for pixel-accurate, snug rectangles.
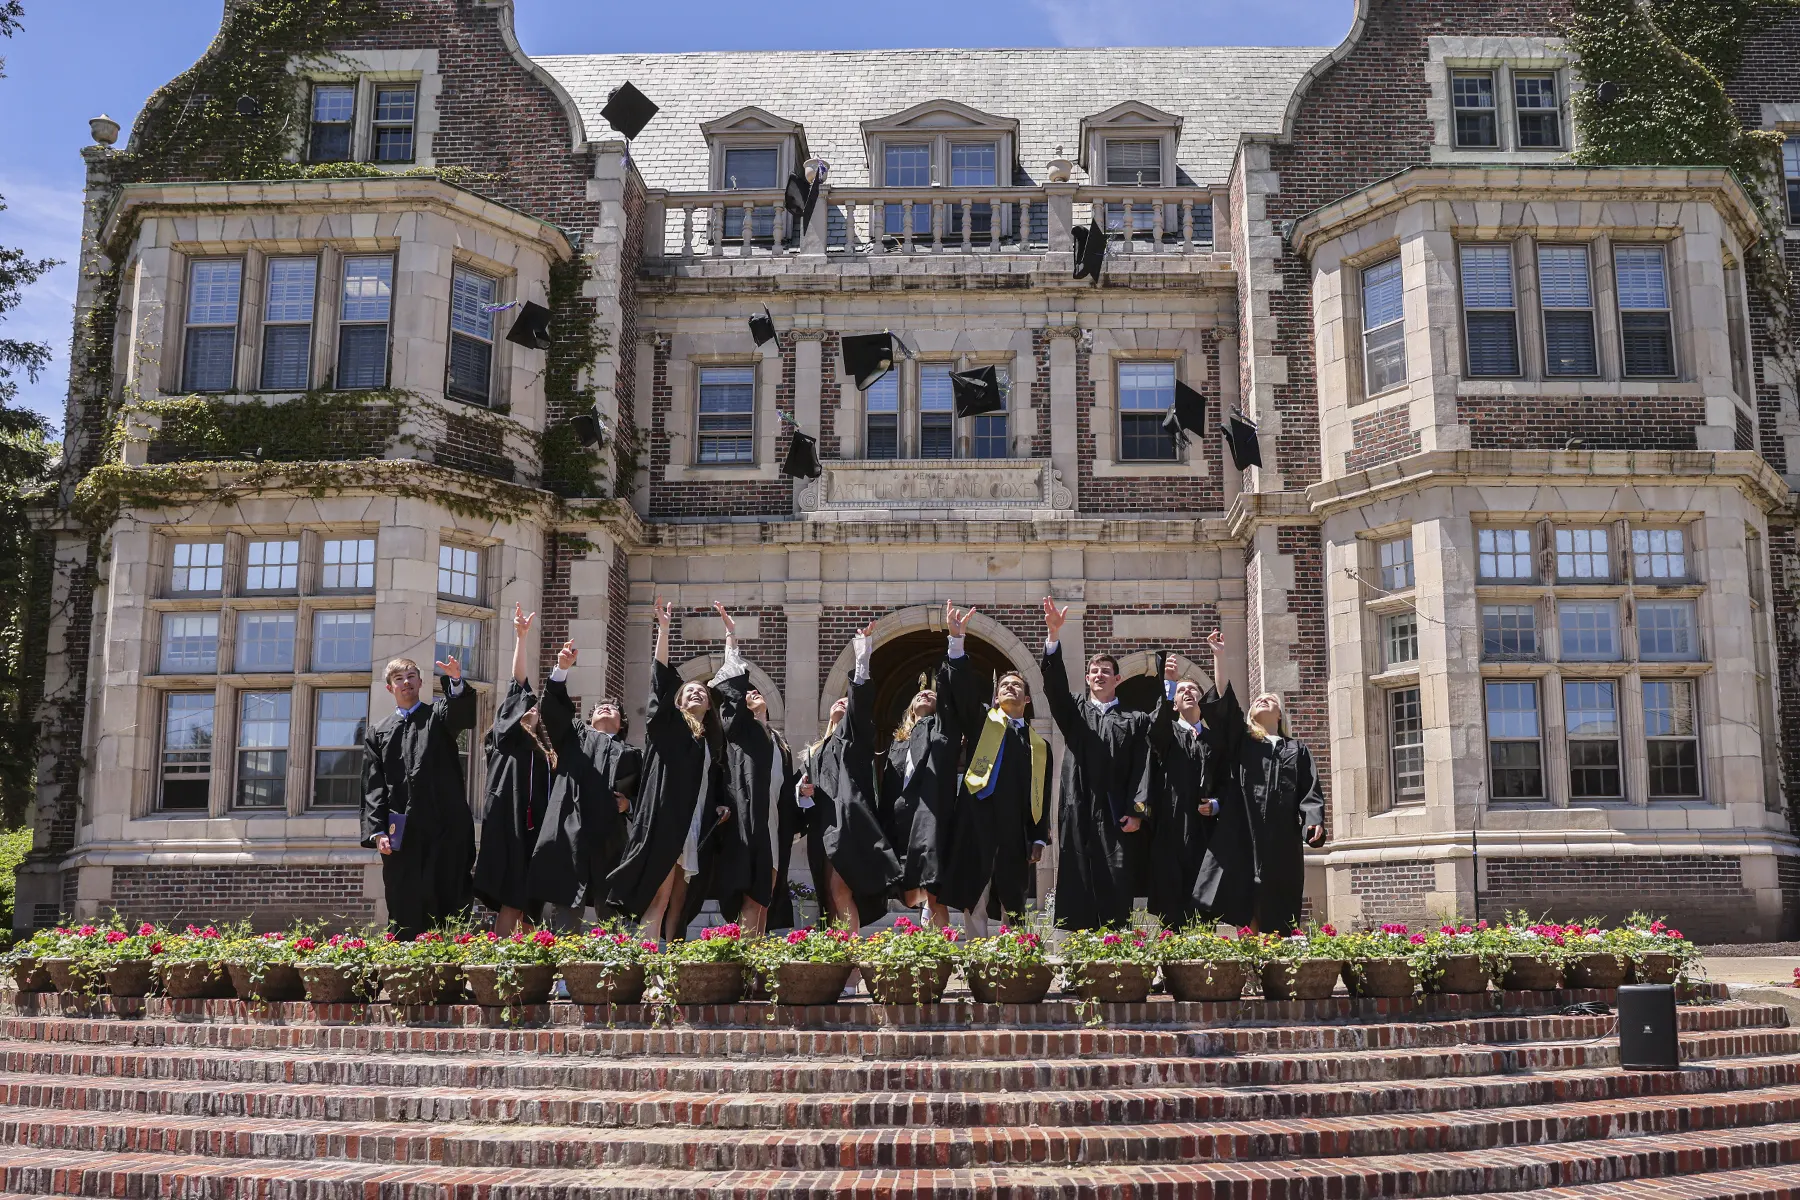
[23,0,1800,941]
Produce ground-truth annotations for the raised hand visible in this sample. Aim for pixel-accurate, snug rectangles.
[557,640,577,670]
[655,598,673,629]
[1164,652,1180,682]
[857,619,878,640]
[712,601,735,637]
[513,602,536,636]
[435,654,463,682]
[945,600,975,638]
[1207,628,1225,657]
[1042,596,1068,640]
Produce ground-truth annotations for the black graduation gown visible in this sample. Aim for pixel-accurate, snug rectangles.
[1042,644,1154,931]
[936,651,1051,919]
[1146,682,1233,929]
[472,680,555,914]
[603,659,727,922]
[878,708,960,896]
[798,676,902,929]
[1194,697,1326,934]
[528,677,641,910]
[361,676,479,939]
[709,670,804,919]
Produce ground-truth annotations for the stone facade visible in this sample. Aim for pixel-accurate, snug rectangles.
[24,0,1800,938]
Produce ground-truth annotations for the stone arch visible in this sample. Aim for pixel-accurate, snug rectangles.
[1112,650,1215,692]
[817,606,1049,726]
[675,653,787,729]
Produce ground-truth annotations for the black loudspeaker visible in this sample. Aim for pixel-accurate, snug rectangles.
[1618,983,1680,1071]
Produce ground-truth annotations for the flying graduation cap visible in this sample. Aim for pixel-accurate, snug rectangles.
[749,307,778,347]
[1071,218,1108,283]
[841,332,905,391]
[570,408,609,449]
[1221,411,1263,470]
[505,301,553,351]
[783,171,824,232]
[600,81,658,140]
[776,411,823,479]
[950,365,1004,419]
[1161,379,1207,445]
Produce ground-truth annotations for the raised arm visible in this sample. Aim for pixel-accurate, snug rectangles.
[707,602,753,735]
[539,640,577,732]
[936,601,985,748]
[510,602,535,685]
[843,621,876,754]
[647,599,678,730]
[1147,652,1177,757]
[436,656,478,732]
[1038,597,1084,738]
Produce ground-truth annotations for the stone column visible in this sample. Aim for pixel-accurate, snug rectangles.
[785,601,822,749]
[1047,328,1080,511]
[1217,330,1241,512]
[794,332,823,436]
[1044,183,1077,254]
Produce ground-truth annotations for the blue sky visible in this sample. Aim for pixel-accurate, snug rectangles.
[0,0,1352,433]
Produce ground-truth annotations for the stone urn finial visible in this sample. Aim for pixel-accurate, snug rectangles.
[89,114,121,147]
[1046,145,1073,183]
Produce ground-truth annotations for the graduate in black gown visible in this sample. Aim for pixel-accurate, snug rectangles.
[362,652,479,940]
[878,600,967,929]
[1145,633,1233,929]
[1039,597,1155,932]
[604,598,731,942]
[936,603,1052,934]
[529,640,642,929]
[797,621,902,930]
[473,604,560,934]
[1193,653,1327,933]
[705,603,804,936]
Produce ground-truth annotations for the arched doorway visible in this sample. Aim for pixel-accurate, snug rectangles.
[870,629,1029,752]
[1109,650,1215,714]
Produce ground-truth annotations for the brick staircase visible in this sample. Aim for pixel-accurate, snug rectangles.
[0,986,1797,1198]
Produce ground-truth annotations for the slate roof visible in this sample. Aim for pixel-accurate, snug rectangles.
[534,47,1327,190]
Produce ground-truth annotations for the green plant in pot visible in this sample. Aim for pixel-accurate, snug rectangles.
[1491,913,1572,992]
[858,916,962,1005]
[1559,921,1630,989]
[1157,923,1255,1002]
[1336,924,1422,999]
[373,929,468,1005]
[92,922,166,999]
[1060,925,1157,1005]
[557,923,658,1006]
[659,922,747,1006]
[2,926,68,993]
[964,923,1054,1005]
[223,925,317,1002]
[746,926,859,1007]
[38,921,119,998]
[1252,925,1346,1002]
[298,932,377,1004]
[461,929,560,1011]
[1605,913,1698,985]
[155,924,235,999]
[1415,920,1503,995]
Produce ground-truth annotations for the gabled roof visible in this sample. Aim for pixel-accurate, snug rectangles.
[535,45,1325,188]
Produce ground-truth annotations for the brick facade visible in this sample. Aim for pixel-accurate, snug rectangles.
[108,864,376,930]
[1076,330,1227,515]
[1349,861,1436,926]
[1456,396,1706,452]
[1345,405,1421,475]
[1482,856,1753,944]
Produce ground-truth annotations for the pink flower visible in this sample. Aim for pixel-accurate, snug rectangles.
[786,929,808,945]
[614,932,630,945]
[201,927,219,939]
[1477,920,1489,930]
[894,916,916,932]
[293,936,317,952]
[1236,926,1252,938]
[1159,929,1174,940]
[1650,920,1666,934]
[76,925,96,937]
[262,932,283,941]
[137,923,155,936]
[416,932,442,943]
[998,924,1011,936]
[185,924,202,936]
[1102,933,1121,945]
[1667,930,1683,940]
[532,930,556,947]
[641,940,659,952]
[1321,924,1338,937]
[104,930,126,944]
[383,932,397,943]
[943,928,960,942]
[1409,933,1427,945]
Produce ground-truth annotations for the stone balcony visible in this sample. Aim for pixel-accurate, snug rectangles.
[795,457,1074,521]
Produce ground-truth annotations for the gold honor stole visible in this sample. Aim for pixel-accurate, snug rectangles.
[963,708,1049,825]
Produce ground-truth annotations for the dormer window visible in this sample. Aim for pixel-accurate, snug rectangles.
[702,106,808,245]
[862,100,1018,242]
[1105,139,1162,186]
[724,146,780,241]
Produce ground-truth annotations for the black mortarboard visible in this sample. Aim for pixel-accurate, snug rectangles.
[600,81,658,140]
[783,171,823,231]
[505,301,553,350]
[842,332,898,391]
[1072,218,1107,282]
[1161,379,1207,445]
[1222,412,1263,470]
[950,365,1004,419]
[782,428,823,479]
[571,410,607,449]
[749,307,778,347]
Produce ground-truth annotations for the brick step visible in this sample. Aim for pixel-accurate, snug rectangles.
[4,985,1730,1031]
[1,1055,1795,1130]
[1,1120,1797,1198]
[1459,1162,1800,1199]
[1,1006,1776,1067]
[6,1084,1800,1170]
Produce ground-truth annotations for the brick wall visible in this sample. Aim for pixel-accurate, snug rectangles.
[605,541,630,702]
[109,864,376,930]
[1457,395,1705,451]
[1350,861,1436,927]
[1245,552,1263,700]
[669,605,788,697]
[435,410,513,479]
[1278,526,1331,831]
[1075,330,1227,515]
[1482,855,1753,943]
[1772,524,1800,835]
[1080,603,1223,665]
[1345,404,1421,474]
[816,333,843,460]
[536,531,581,680]
[1029,331,1053,460]
[1780,853,1800,941]
[647,334,795,518]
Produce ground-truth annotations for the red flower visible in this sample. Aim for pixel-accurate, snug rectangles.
[383,932,398,943]
[262,931,283,941]
[1102,933,1122,945]
[137,923,155,937]
[149,941,164,954]
[1321,924,1338,937]
[201,927,219,939]
[76,924,97,937]
[786,929,807,945]
[453,933,476,945]
[1477,920,1489,930]
[998,924,1011,936]
[1159,929,1174,940]
[640,940,659,951]
[532,930,556,947]
[1236,926,1252,938]
[185,924,202,936]
[293,936,317,952]
[346,938,366,950]
[613,932,630,944]
[415,932,442,943]
[943,928,959,942]
[1409,933,1427,945]
[1667,930,1683,940]
[104,930,126,944]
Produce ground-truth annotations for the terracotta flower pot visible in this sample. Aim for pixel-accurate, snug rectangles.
[42,957,98,994]
[104,959,157,998]
[299,963,372,1004]
[1427,955,1490,995]
[380,962,463,1006]
[1634,952,1680,984]
[1565,952,1628,989]
[770,961,854,1006]
[1500,955,1563,991]
[669,961,745,1006]
[967,962,1054,1005]
[863,961,954,1005]
[561,962,648,1005]
[1163,960,1248,1002]
[227,962,305,1002]
[1346,957,1417,998]
[1260,959,1344,1001]
[9,957,53,993]
[1068,961,1152,1003]
[464,964,556,1007]
[158,960,231,999]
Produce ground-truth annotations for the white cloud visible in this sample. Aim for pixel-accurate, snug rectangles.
[0,175,83,434]
[1032,0,1150,47]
